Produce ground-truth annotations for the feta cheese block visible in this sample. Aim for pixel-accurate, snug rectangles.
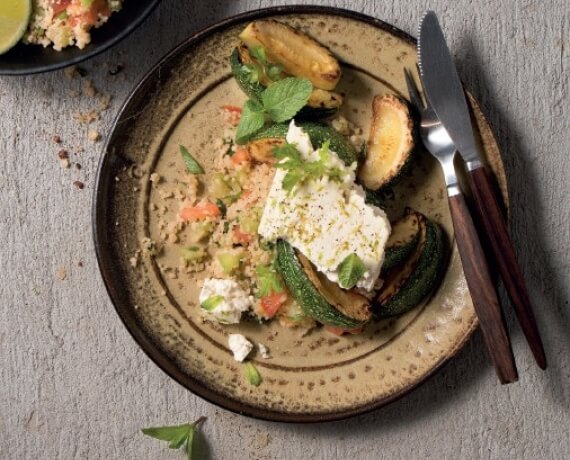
[258,121,391,291]
[199,278,253,324]
[228,334,254,362]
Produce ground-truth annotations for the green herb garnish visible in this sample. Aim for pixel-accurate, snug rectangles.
[243,46,284,84]
[215,199,227,217]
[142,417,206,460]
[236,77,313,144]
[244,362,262,386]
[337,253,367,289]
[255,264,284,298]
[201,295,224,311]
[273,140,345,194]
[180,145,205,174]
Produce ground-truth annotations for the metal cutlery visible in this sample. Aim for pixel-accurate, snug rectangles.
[417,10,546,371]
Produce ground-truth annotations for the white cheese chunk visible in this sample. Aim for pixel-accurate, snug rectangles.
[228,334,254,362]
[258,121,391,292]
[199,278,253,324]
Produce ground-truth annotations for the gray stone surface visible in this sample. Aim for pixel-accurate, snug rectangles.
[1,0,569,458]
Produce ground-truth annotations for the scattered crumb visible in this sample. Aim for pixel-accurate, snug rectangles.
[88,129,101,142]
[52,135,62,144]
[56,267,67,281]
[258,343,270,359]
[75,163,82,170]
[58,149,69,160]
[83,80,98,98]
[77,261,84,268]
[97,94,112,111]
[149,172,161,183]
[73,110,99,124]
[73,181,85,190]
[64,66,79,79]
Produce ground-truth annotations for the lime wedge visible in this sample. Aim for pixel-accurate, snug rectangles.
[0,0,32,55]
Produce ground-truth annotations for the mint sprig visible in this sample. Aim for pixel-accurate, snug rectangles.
[235,77,313,144]
[337,254,367,289]
[273,140,344,194]
[142,417,206,460]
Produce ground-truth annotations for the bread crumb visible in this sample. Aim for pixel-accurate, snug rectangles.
[149,172,161,183]
[74,111,99,124]
[83,80,98,98]
[64,66,79,79]
[52,135,62,144]
[56,267,67,280]
[258,343,270,359]
[73,181,85,190]
[88,130,101,142]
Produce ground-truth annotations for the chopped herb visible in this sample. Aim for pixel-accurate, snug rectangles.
[223,221,230,234]
[224,140,235,156]
[201,295,224,311]
[337,253,367,289]
[255,264,284,298]
[180,145,205,174]
[244,362,262,386]
[273,141,345,194]
[236,100,265,144]
[141,417,206,460]
[216,199,227,217]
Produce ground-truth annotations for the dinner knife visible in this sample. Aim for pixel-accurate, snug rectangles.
[418,11,546,369]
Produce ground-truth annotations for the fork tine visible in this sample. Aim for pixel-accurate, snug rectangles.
[404,68,424,110]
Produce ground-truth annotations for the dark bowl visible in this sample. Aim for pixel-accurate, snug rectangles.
[0,0,161,76]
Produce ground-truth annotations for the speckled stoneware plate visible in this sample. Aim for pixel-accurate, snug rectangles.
[93,6,508,422]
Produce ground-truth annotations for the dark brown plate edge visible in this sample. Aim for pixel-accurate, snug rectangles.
[92,4,503,424]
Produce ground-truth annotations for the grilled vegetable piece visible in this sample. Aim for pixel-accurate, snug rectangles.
[358,95,414,191]
[245,138,286,164]
[230,46,343,120]
[250,122,358,166]
[276,240,369,328]
[382,209,422,273]
[374,211,446,318]
[239,20,341,90]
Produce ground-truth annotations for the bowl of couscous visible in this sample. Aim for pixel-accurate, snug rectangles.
[0,0,160,75]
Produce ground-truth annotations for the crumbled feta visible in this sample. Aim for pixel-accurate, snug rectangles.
[228,334,253,362]
[258,121,391,292]
[258,343,270,359]
[199,278,253,324]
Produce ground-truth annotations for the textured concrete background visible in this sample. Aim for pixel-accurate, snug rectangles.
[1,0,569,459]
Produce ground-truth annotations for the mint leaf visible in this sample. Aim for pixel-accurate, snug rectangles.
[337,254,367,289]
[142,417,206,460]
[236,100,265,144]
[201,295,224,311]
[180,146,204,174]
[244,362,262,386]
[282,170,304,193]
[261,78,313,123]
[141,424,192,449]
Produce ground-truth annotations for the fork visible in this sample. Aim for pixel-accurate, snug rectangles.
[404,68,518,384]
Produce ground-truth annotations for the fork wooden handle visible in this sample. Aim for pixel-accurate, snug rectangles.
[449,193,518,384]
[467,166,547,369]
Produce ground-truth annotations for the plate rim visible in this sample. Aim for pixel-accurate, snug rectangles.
[93,4,501,423]
[0,0,161,76]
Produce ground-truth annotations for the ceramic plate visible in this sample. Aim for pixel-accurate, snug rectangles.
[0,0,160,76]
[93,6,508,422]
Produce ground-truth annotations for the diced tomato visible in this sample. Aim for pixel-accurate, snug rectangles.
[231,148,251,166]
[232,225,252,244]
[221,105,242,126]
[51,0,71,16]
[260,292,288,318]
[221,105,242,113]
[179,202,220,221]
[324,325,365,336]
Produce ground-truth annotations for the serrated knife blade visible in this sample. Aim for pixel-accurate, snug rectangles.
[417,11,480,167]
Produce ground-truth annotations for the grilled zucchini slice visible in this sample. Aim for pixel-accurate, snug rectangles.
[374,211,446,318]
[382,208,422,274]
[239,20,341,90]
[358,95,414,191]
[230,46,343,120]
[276,240,370,328]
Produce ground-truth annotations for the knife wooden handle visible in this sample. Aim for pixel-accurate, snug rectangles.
[449,193,518,384]
[467,166,547,369]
